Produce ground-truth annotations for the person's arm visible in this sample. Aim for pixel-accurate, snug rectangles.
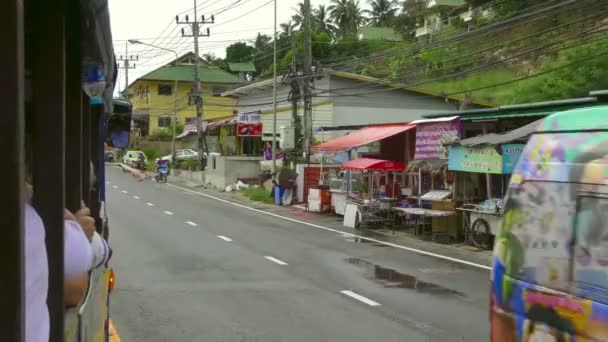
[64,273,89,308]
[63,219,93,307]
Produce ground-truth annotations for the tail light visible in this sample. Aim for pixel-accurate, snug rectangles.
[109,269,115,292]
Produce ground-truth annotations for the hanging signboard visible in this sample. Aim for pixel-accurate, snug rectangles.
[448,143,525,174]
[501,144,525,174]
[237,111,263,137]
[414,118,461,160]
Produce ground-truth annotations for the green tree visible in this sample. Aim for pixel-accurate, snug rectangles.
[364,0,399,27]
[329,0,365,38]
[401,0,429,25]
[509,40,608,104]
[392,13,417,38]
[225,42,255,62]
[291,2,306,30]
[313,5,336,38]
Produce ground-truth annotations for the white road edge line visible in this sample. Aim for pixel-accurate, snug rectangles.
[186,221,198,227]
[163,211,174,216]
[146,202,155,207]
[133,196,140,200]
[217,235,233,242]
[340,290,381,307]
[165,183,491,271]
[264,256,288,266]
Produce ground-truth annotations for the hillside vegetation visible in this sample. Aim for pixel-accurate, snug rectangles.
[210,0,608,106]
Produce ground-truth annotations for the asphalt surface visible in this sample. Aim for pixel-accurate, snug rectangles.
[106,166,490,342]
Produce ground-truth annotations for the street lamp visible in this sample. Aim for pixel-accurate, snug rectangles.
[128,39,179,161]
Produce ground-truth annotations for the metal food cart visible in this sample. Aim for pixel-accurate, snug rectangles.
[341,158,405,229]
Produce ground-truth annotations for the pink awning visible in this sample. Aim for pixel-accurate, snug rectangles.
[341,158,406,172]
[313,124,415,152]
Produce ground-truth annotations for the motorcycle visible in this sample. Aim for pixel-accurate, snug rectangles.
[155,164,168,183]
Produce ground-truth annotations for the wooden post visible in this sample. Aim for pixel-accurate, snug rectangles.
[0,0,25,339]
[64,6,82,212]
[31,0,67,339]
[82,95,91,205]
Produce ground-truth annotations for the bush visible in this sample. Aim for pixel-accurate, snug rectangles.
[242,187,273,203]
[175,159,198,170]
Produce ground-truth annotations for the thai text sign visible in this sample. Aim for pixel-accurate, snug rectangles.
[414,119,460,160]
[448,144,525,174]
[237,111,262,136]
[501,144,525,174]
[449,145,502,174]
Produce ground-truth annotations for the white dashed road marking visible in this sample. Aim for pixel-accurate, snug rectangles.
[264,256,288,266]
[340,290,381,307]
[113,185,118,189]
[146,203,155,207]
[186,221,198,227]
[133,196,140,200]
[165,183,491,271]
[217,235,232,242]
[121,190,128,194]
[163,211,173,216]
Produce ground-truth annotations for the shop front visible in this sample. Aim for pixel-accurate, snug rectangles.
[448,119,540,249]
[393,117,461,241]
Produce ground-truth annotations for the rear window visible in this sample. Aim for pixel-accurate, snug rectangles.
[499,130,608,299]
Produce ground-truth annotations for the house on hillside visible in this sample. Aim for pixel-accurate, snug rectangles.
[415,0,496,37]
[128,52,241,135]
[358,27,403,42]
[415,0,467,37]
[228,62,256,83]
[221,70,491,144]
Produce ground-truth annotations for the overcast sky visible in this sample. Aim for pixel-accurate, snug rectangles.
[109,0,373,92]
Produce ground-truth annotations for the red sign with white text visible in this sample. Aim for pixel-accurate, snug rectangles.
[237,111,263,137]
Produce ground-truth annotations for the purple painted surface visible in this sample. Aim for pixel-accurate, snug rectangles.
[414,119,461,160]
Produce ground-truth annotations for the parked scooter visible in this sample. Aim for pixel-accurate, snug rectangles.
[155,163,168,183]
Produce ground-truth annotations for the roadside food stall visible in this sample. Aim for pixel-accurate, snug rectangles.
[392,117,461,241]
[341,158,405,229]
[449,119,540,248]
[312,124,416,216]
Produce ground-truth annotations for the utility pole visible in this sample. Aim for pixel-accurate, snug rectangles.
[177,2,214,170]
[287,27,302,163]
[117,41,138,98]
[303,0,313,165]
[272,0,278,178]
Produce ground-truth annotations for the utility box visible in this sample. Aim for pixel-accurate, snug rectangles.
[279,126,295,150]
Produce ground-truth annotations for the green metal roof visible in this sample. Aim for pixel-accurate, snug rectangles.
[228,62,256,73]
[138,64,239,84]
[358,27,402,42]
[433,0,466,7]
[424,97,605,121]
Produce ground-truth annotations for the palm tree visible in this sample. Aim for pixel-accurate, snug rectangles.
[328,0,364,38]
[365,0,399,27]
[313,5,336,36]
[291,2,306,30]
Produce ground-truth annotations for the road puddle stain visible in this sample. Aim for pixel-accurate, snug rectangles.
[345,258,465,297]
[344,236,390,247]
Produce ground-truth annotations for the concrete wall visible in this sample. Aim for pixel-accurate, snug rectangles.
[205,156,262,189]
[330,77,461,126]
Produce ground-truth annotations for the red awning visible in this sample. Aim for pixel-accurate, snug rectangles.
[341,158,406,172]
[314,124,415,152]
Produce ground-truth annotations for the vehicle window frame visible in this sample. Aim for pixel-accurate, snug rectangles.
[572,190,608,304]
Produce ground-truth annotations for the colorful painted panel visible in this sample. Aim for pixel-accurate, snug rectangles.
[414,119,460,160]
[492,111,608,341]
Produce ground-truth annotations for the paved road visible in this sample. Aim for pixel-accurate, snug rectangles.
[106,166,490,342]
